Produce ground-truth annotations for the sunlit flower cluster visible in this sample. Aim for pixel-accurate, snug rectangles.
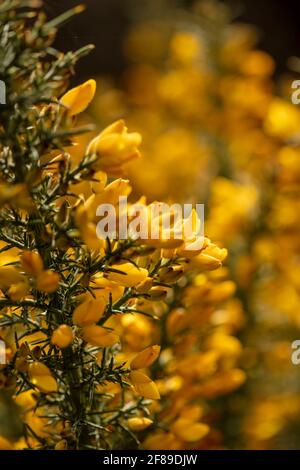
[92,0,300,449]
[0,0,245,450]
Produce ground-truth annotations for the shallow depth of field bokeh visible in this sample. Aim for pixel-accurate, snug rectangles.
[91,0,300,449]
[1,0,300,451]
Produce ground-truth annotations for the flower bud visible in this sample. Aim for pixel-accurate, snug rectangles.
[28,362,58,393]
[36,270,60,293]
[129,371,160,400]
[90,171,107,193]
[72,298,106,327]
[0,266,23,288]
[60,79,96,116]
[130,345,161,370]
[136,277,153,293]
[127,417,153,431]
[87,120,142,173]
[148,286,169,300]
[21,251,44,277]
[51,325,73,349]
[171,418,209,442]
[158,265,184,283]
[82,325,119,347]
[8,282,29,301]
[105,262,148,287]
[193,253,222,271]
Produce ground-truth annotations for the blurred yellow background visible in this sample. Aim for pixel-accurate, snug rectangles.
[90,0,300,449]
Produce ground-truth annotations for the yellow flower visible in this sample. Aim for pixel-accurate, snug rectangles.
[192,244,227,271]
[158,265,184,283]
[105,262,148,287]
[60,79,96,116]
[0,242,19,266]
[14,390,36,410]
[90,275,124,303]
[170,32,202,65]
[72,298,106,327]
[264,98,300,139]
[0,266,23,288]
[171,418,209,442]
[90,171,108,193]
[28,362,58,394]
[204,244,228,262]
[83,178,132,216]
[82,223,105,252]
[75,206,105,252]
[87,119,142,173]
[8,282,29,301]
[127,417,153,431]
[130,345,161,370]
[206,280,236,303]
[179,405,204,421]
[36,270,60,293]
[135,277,153,293]
[143,431,182,450]
[82,325,119,347]
[51,325,73,349]
[129,370,160,400]
[205,332,242,358]
[192,253,222,270]
[199,369,246,398]
[21,251,44,277]
[240,50,275,76]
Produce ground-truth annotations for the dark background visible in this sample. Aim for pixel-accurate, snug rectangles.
[47,0,300,80]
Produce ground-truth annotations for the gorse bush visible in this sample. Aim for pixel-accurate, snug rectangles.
[0,0,245,450]
[94,0,300,449]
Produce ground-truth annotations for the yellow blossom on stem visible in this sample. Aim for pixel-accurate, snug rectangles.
[0,266,23,288]
[127,417,153,431]
[85,178,132,212]
[28,362,58,394]
[51,325,73,349]
[143,431,183,450]
[14,390,36,410]
[36,270,60,293]
[87,119,142,173]
[90,171,108,194]
[105,262,148,287]
[191,243,227,270]
[171,418,210,442]
[82,325,119,347]
[130,345,161,370]
[21,251,44,277]
[72,298,106,327]
[89,275,125,303]
[129,370,160,400]
[60,79,96,116]
[8,282,29,301]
